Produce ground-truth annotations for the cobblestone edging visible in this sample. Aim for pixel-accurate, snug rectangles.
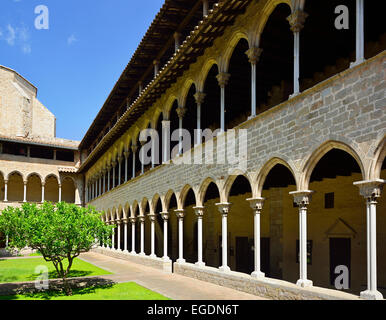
[173,262,360,300]
[93,248,172,273]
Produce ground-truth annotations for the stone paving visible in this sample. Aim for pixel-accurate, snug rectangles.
[79,252,265,300]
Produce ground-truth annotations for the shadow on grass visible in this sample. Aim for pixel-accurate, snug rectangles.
[25,270,94,282]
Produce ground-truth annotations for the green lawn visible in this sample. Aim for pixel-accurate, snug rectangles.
[0,257,112,283]
[0,282,170,300]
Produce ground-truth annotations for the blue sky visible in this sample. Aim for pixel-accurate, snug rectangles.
[0,0,164,141]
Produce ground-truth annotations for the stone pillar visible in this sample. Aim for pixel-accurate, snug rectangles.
[85,185,88,203]
[194,92,206,145]
[149,214,156,257]
[124,151,129,183]
[131,145,138,179]
[162,120,171,163]
[216,203,231,272]
[354,179,385,300]
[98,174,102,196]
[138,81,143,95]
[139,216,146,255]
[161,212,170,261]
[290,191,313,288]
[140,141,146,175]
[216,72,230,132]
[247,198,265,278]
[123,219,128,252]
[174,32,181,52]
[102,170,106,194]
[107,166,111,191]
[193,206,205,267]
[41,182,45,203]
[203,0,208,16]
[175,209,186,263]
[153,60,159,77]
[287,10,308,96]
[111,222,115,250]
[117,156,122,186]
[112,161,116,189]
[58,184,62,202]
[130,217,136,254]
[3,180,7,202]
[23,180,27,203]
[176,107,187,156]
[352,0,365,66]
[117,220,121,251]
[245,47,263,118]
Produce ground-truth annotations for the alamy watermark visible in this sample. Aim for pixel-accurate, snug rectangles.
[34,5,49,30]
[34,265,49,290]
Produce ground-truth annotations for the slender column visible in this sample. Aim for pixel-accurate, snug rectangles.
[111,222,115,250]
[98,174,102,196]
[216,72,230,132]
[162,120,171,163]
[23,181,27,202]
[124,151,129,183]
[287,10,308,96]
[117,156,122,186]
[194,92,205,145]
[246,47,263,118]
[203,0,208,16]
[107,166,111,191]
[85,185,88,203]
[216,203,231,272]
[354,179,385,300]
[290,191,313,288]
[153,60,159,77]
[117,220,122,251]
[129,217,137,254]
[102,170,106,194]
[140,141,145,175]
[175,209,186,263]
[161,212,170,261]
[176,107,187,156]
[149,214,156,257]
[193,207,205,267]
[139,216,146,255]
[3,180,7,202]
[41,182,45,203]
[58,184,62,202]
[138,81,143,95]
[112,161,116,188]
[352,0,365,66]
[131,145,138,179]
[247,198,265,278]
[174,32,181,52]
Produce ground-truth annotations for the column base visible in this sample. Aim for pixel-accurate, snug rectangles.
[219,266,231,273]
[195,262,206,268]
[150,254,156,258]
[350,58,365,68]
[139,252,146,256]
[251,271,265,278]
[296,279,313,288]
[162,256,171,262]
[123,250,129,253]
[177,258,186,264]
[289,92,300,99]
[360,290,384,300]
[247,115,256,121]
[130,251,137,255]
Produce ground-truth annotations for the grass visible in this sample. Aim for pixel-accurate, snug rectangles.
[0,257,112,283]
[0,282,170,300]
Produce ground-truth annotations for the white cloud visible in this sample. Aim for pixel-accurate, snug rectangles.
[5,24,16,46]
[67,34,78,45]
[0,24,31,54]
[22,44,31,54]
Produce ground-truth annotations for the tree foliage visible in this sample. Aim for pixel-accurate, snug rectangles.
[0,202,113,295]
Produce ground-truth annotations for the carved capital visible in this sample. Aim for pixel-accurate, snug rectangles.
[131,144,138,153]
[138,215,146,223]
[129,217,137,224]
[193,206,205,218]
[148,214,157,222]
[354,179,385,202]
[216,72,231,88]
[175,209,185,219]
[290,190,314,208]
[111,161,117,168]
[245,47,263,64]
[176,107,187,120]
[287,10,308,33]
[124,151,130,159]
[160,212,169,220]
[247,197,265,213]
[216,202,232,216]
[194,92,206,105]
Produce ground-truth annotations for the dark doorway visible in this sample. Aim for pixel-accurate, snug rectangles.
[261,237,271,277]
[329,238,351,288]
[236,237,253,274]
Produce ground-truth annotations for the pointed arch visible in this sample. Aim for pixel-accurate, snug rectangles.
[197,177,222,206]
[222,32,250,73]
[224,173,253,201]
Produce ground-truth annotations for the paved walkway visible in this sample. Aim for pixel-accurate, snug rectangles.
[79,252,265,300]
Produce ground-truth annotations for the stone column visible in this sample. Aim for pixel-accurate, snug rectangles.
[149,214,156,257]
[352,0,365,66]
[107,166,111,191]
[290,191,313,288]
[140,141,146,175]
[174,32,181,52]
[194,92,206,145]
[138,81,143,95]
[247,198,265,278]
[287,10,308,96]
[98,174,102,196]
[176,107,187,156]
[354,179,385,300]
[3,180,7,202]
[131,145,138,179]
[193,206,205,267]
[161,212,170,261]
[162,120,171,163]
[245,47,263,118]
[175,209,186,263]
[111,222,115,250]
[130,217,137,254]
[58,184,62,202]
[117,156,122,186]
[122,219,129,253]
[139,216,146,255]
[23,180,27,202]
[102,170,106,194]
[85,185,88,203]
[112,161,116,189]
[41,182,45,203]
[216,203,231,272]
[203,0,208,16]
[216,72,230,132]
[153,60,159,77]
[117,220,122,251]
[124,151,129,183]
